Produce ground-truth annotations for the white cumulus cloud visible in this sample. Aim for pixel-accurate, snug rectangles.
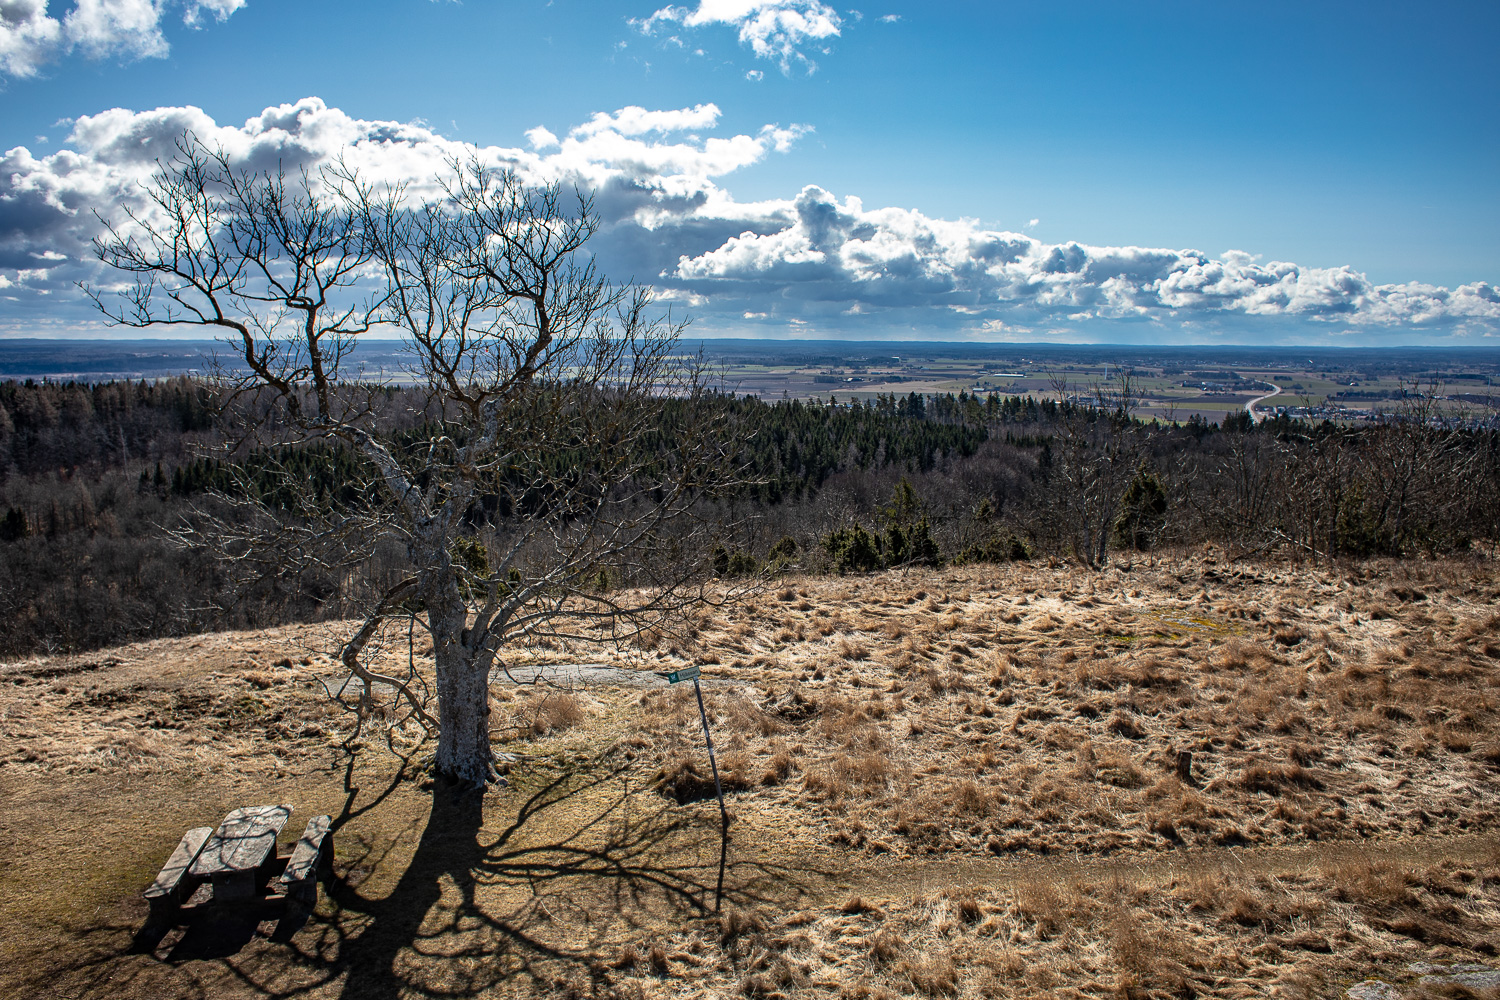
[0,97,808,324]
[1,0,64,77]
[0,0,245,78]
[665,184,1500,335]
[1,96,1495,343]
[632,0,842,73]
[524,126,559,150]
[569,103,722,138]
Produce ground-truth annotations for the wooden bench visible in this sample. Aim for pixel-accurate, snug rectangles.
[278,815,333,917]
[143,827,213,926]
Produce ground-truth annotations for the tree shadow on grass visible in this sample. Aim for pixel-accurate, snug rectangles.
[327,751,818,999]
[41,748,825,999]
[29,752,415,999]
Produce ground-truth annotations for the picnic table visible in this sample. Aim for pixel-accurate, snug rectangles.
[188,803,293,901]
[143,803,334,930]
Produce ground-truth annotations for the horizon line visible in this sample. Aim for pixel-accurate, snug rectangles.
[2,336,1500,353]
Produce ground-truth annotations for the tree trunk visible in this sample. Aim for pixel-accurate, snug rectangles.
[432,638,494,786]
[421,542,496,786]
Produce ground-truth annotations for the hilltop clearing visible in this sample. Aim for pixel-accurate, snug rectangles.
[1,555,1497,998]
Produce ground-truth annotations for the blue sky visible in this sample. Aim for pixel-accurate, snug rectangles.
[2,0,1497,343]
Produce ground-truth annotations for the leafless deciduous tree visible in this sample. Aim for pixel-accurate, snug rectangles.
[1038,368,1144,568]
[88,135,746,787]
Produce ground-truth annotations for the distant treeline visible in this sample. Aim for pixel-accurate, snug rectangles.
[1,377,1497,658]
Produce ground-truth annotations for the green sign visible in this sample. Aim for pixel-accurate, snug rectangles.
[665,665,701,684]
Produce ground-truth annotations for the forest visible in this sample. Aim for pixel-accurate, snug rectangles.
[1,375,1496,659]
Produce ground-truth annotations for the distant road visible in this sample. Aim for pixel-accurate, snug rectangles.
[1246,381,1282,424]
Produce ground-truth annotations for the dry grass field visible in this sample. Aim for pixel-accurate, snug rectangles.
[1,553,1498,999]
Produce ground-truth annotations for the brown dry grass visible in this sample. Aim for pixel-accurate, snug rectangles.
[611,556,1500,861]
[592,852,1500,999]
[0,553,1497,997]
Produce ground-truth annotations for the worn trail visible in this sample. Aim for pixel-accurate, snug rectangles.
[757,830,1499,903]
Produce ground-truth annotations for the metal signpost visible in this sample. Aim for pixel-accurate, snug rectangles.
[664,663,729,910]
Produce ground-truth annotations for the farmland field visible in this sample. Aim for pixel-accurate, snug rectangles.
[4,340,1496,426]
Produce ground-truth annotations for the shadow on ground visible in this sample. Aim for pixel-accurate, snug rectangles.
[37,749,822,999]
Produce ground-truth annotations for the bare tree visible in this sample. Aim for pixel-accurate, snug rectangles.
[88,135,745,787]
[1038,368,1143,568]
[1358,378,1478,555]
[1190,427,1284,558]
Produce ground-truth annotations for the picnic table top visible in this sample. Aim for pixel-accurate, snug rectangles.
[189,803,293,877]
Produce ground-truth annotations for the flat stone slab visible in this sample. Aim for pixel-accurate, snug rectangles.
[1347,964,1500,999]
[490,662,666,687]
[488,662,747,688]
[1416,967,1500,990]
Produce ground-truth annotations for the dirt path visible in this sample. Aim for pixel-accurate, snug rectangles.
[820,831,1498,902]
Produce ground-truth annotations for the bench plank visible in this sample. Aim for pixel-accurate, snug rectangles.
[144,827,213,901]
[281,815,333,886]
[280,815,333,917]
